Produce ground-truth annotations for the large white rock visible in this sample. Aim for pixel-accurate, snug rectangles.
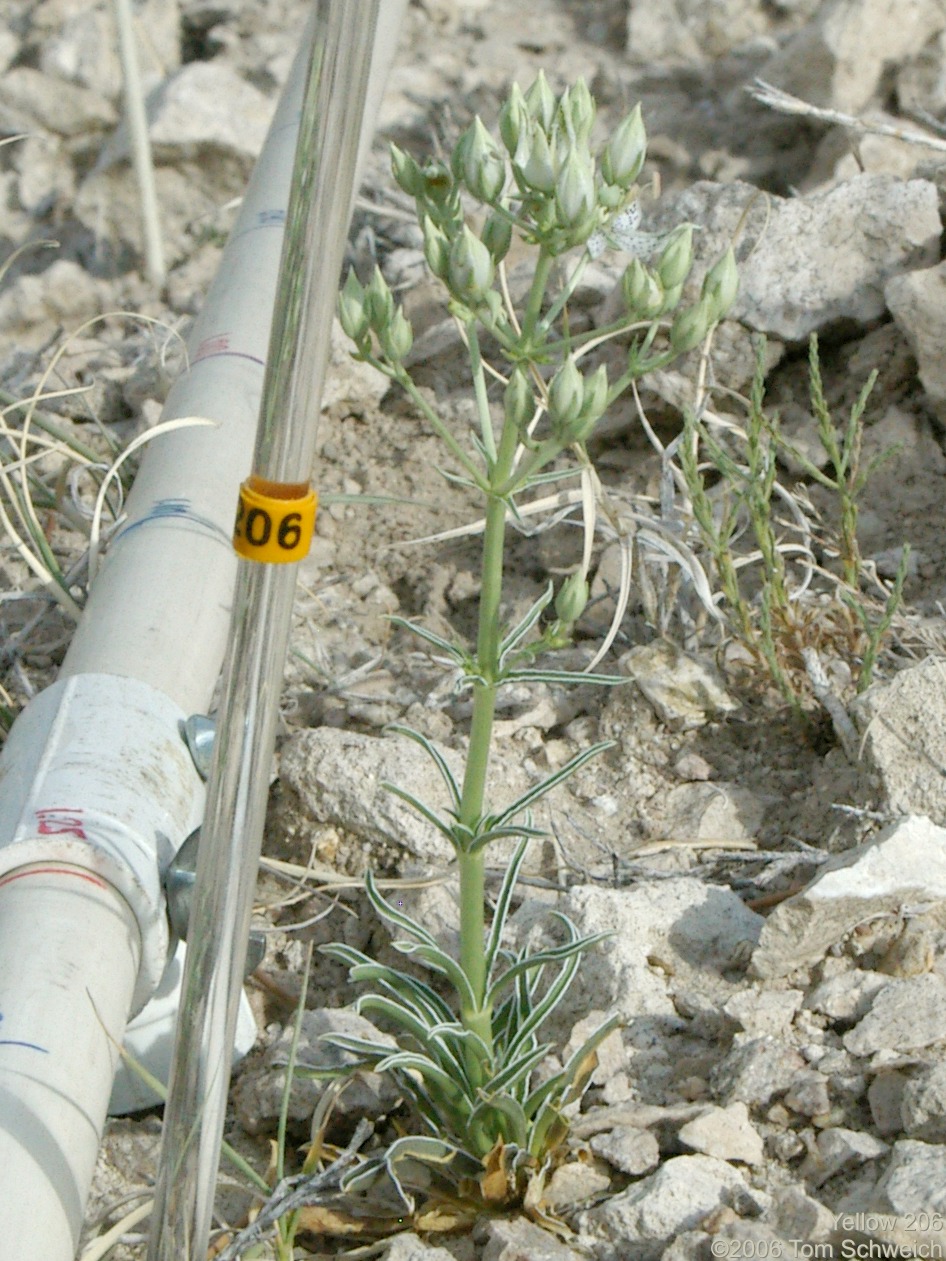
[147,62,273,162]
[677,1101,765,1166]
[277,727,460,866]
[0,65,116,136]
[513,879,763,1038]
[578,1154,748,1261]
[751,816,946,979]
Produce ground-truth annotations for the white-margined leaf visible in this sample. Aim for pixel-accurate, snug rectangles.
[487,741,614,829]
[484,837,530,977]
[384,723,462,810]
[386,615,468,663]
[381,780,458,845]
[501,667,625,686]
[497,582,554,668]
[364,869,439,948]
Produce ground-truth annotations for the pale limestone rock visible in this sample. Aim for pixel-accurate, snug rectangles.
[677,1102,765,1166]
[751,816,946,979]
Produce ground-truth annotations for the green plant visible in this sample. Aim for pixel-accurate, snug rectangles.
[679,334,909,711]
[315,72,737,1219]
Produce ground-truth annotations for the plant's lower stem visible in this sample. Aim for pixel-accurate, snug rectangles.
[456,414,521,1058]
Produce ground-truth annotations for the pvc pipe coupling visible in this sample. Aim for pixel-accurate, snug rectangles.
[0,671,205,1012]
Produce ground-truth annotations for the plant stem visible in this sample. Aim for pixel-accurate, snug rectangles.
[521,247,554,345]
[466,324,497,464]
[456,404,522,1053]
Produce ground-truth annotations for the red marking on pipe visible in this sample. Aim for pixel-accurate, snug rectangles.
[0,866,109,892]
[35,807,87,839]
[195,333,231,361]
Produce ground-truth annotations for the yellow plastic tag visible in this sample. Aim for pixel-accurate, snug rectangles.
[232,477,317,564]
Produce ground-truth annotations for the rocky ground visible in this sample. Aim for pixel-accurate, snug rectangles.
[6,0,946,1258]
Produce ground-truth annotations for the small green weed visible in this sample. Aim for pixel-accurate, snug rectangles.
[679,334,909,714]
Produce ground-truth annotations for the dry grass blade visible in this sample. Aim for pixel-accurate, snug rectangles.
[87,415,217,580]
[78,1199,152,1261]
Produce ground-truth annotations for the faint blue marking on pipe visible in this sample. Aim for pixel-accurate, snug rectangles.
[112,499,232,547]
[230,208,288,245]
[0,1015,47,1055]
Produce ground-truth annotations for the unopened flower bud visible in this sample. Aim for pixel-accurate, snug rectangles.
[547,357,584,433]
[579,364,609,426]
[670,295,715,354]
[364,266,395,330]
[337,269,369,343]
[481,210,512,262]
[601,104,646,188]
[660,281,684,315]
[391,144,424,197]
[453,117,506,202]
[419,161,455,207]
[701,245,738,322]
[559,79,595,145]
[480,289,503,323]
[422,216,450,279]
[499,82,529,155]
[555,149,596,228]
[622,259,663,320]
[380,308,413,361]
[516,123,556,194]
[554,572,589,624]
[657,225,693,290]
[524,69,556,131]
[447,225,494,300]
[504,368,534,430]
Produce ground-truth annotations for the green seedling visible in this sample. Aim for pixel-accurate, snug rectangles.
[680,335,910,711]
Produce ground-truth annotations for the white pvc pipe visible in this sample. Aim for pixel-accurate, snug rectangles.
[0,3,406,1254]
[0,864,139,1258]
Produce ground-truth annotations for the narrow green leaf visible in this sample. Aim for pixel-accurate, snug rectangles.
[489,741,614,829]
[498,582,554,667]
[374,1050,464,1101]
[364,869,439,948]
[484,837,530,977]
[467,822,545,854]
[369,969,455,1024]
[387,615,467,661]
[397,941,478,1014]
[469,1093,529,1148]
[315,1032,389,1066]
[502,953,580,1062]
[384,723,462,810]
[381,780,458,843]
[501,668,625,686]
[356,993,439,1047]
[523,1013,621,1121]
[521,466,583,486]
[483,1038,552,1097]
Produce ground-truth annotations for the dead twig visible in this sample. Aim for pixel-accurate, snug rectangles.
[749,79,946,153]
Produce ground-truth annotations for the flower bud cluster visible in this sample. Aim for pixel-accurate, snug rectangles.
[499,73,653,255]
[669,245,739,353]
[385,71,666,317]
[619,225,693,322]
[547,356,609,444]
[502,71,608,249]
[337,266,414,363]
